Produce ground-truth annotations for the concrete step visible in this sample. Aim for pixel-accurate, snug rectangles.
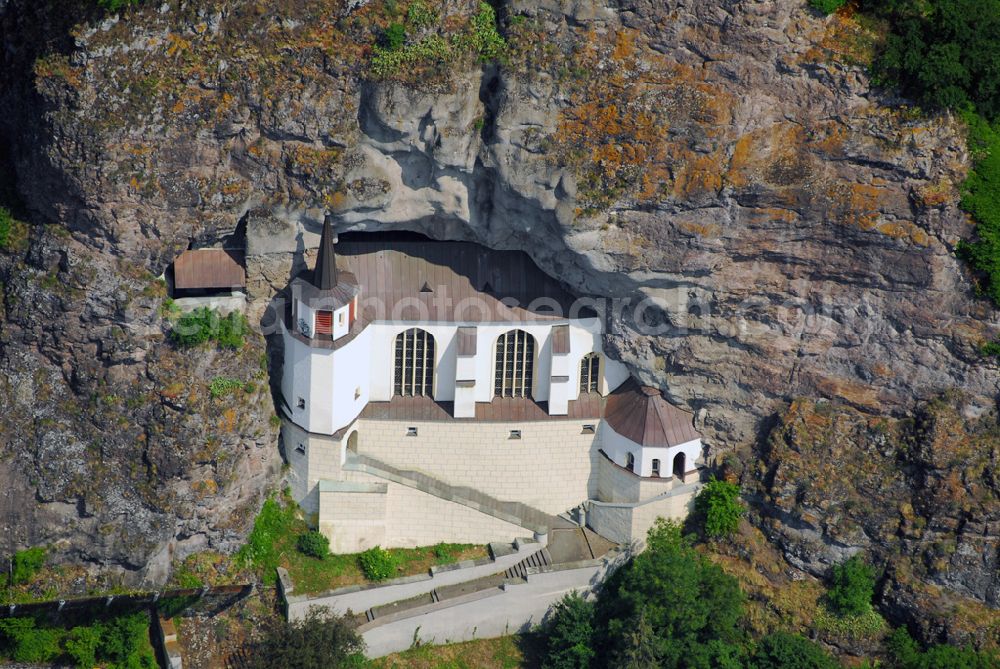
[502,548,551,581]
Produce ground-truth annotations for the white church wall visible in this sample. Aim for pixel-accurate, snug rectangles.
[353,418,603,515]
[326,329,373,430]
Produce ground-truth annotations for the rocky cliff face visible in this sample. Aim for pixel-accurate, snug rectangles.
[748,396,999,647]
[0,0,995,622]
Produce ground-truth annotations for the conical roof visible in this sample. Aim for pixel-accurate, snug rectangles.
[313,214,339,290]
[604,380,700,448]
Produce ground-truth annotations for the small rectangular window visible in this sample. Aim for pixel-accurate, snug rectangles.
[296,397,305,410]
[338,311,345,325]
[582,424,596,434]
[651,459,661,477]
[406,427,418,437]
[295,443,306,455]
[355,387,361,400]
[509,429,522,440]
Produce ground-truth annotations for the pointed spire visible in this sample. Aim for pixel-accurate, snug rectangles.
[313,213,339,291]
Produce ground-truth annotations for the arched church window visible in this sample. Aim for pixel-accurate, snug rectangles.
[580,353,601,393]
[494,330,536,398]
[394,328,435,396]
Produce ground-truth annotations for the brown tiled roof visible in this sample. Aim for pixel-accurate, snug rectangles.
[357,393,604,424]
[334,236,578,322]
[173,249,245,290]
[604,380,700,447]
[291,271,360,310]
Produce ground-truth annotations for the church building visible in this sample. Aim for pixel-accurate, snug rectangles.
[279,218,705,552]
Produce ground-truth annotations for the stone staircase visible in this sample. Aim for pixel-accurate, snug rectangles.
[344,452,571,535]
[503,547,552,581]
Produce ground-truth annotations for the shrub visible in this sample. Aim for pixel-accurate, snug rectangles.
[97,0,140,11]
[248,609,364,669]
[0,206,27,252]
[11,546,47,585]
[407,0,437,28]
[383,23,406,51]
[65,625,102,669]
[861,0,1000,120]
[542,592,595,669]
[209,376,244,399]
[808,0,846,14]
[751,631,839,669]
[0,618,61,663]
[827,554,875,616]
[358,546,399,581]
[98,613,156,668]
[297,531,330,560]
[470,2,507,62]
[981,340,1000,356]
[888,627,1000,669]
[694,477,745,538]
[597,519,744,667]
[170,307,248,349]
[957,112,1000,304]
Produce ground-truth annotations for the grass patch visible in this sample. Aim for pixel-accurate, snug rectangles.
[957,111,1000,304]
[208,376,250,399]
[235,492,486,592]
[370,635,542,669]
[0,206,28,253]
[813,603,888,645]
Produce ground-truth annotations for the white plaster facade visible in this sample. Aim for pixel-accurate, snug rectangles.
[279,234,707,551]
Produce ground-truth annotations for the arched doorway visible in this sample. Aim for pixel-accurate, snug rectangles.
[673,452,685,479]
[347,431,359,454]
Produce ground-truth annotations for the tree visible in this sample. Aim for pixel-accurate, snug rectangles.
[248,609,365,669]
[750,632,838,669]
[861,0,1000,120]
[595,519,744,669]
[694,478,745,539]
[827,555,875,616]
[543,592,596,669]
[888,628,999,669]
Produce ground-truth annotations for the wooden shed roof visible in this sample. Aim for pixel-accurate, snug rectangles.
[173,249,246,290]
[604,380,700,448]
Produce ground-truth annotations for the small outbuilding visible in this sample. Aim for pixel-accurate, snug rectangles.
[172,248,246,297]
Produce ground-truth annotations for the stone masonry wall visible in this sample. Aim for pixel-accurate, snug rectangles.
[354,418,601,515]
[338,470,526,550]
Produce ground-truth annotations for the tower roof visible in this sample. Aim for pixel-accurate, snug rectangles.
[604,380,700,448]
[313,214,339,290]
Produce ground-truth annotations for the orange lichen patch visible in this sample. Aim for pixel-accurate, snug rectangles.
[801,5,885,68]
[191,479,219,499]
[671,152,725,199]
[805,121,850,158]
[166,33,193,58]
[745,208,800,225]
[916,180,956,208]
[219,408,237,433]
[33,53,83,89]
[726,123,810,189]
[875,220,931,246]
[679,221,720,237]
[811,374,882,410]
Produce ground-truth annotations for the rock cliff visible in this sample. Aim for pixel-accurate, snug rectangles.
[0,0,995,633]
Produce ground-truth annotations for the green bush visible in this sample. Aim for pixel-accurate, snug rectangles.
[297,530,330,560]
[11,546,47,585]
[249,609,364,669]
[597,519,745,667]
[956,112,1000,303]
[97,0,140,11]
[808,0,846,14]
[981,340,1000,356]
[827,554,875,616]
[694,477,745,538]
[751,631,839,669]
[542,592,595,669]
[470,2,507,62]
[861,0,1000,120]
[209,376,245,399]
[170,307,248,349]
[406,0,437,28]
[65,625,102,669]
[0,618,61,663]
[383,22,406,51]
[0,206,27,252]
[358,546,399,581]
[888,627,1000,669]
